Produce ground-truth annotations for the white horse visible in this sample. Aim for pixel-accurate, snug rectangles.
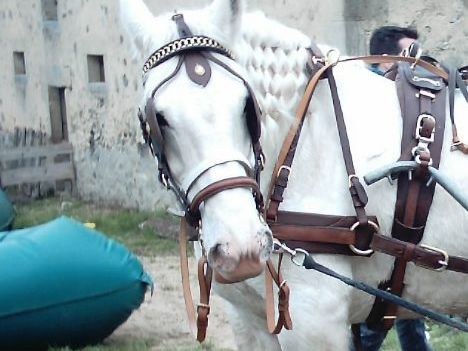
[120,0,468,350]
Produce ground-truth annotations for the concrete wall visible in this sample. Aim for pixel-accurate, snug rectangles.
[0,0,466,209]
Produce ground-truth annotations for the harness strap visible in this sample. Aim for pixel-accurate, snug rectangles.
[326,70,373,249]
[367,61,447,330]
[196,256,213,342]
[269,210,468,273]
[448,66,468,153]
[265,257,293,333]
[298,251,468,332]
[187,176,263,226]
[266,62,331,221]
[179,217,213,342]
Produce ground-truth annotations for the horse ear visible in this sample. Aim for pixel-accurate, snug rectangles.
[209,0,244,41]
[119,0,164,56]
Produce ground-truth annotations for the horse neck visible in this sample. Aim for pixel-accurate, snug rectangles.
[237,21,398,214]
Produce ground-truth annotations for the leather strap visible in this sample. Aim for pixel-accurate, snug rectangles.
[368,62,447,330]
[187,176,263,226]
[196,256,213,342]
[179,217,212,342]
[370,234,468,273]
[448,66,468,154]
[265,257,293,333]
[266,62,331,221]
[267,53,454,223]
[269,211,468,273]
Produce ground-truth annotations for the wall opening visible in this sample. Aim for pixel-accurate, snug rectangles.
[13,52,26,75]
[87,55,106,83]
[48,87,68,143]
[41,0,58,21]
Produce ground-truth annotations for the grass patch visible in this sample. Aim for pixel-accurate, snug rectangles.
[13,197,179,256]
[50,338,154,351]
[427,321,468,350]
[10,198,467,351]
[156,341,233,351]
[380,320,468,350]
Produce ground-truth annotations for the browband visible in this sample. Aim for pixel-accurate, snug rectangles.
[142,35,234,75]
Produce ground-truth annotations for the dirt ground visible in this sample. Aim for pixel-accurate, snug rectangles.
[110,256,238,351]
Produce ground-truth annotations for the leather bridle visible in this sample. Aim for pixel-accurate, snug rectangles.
[138,14,267,341]
[139,14,265,230]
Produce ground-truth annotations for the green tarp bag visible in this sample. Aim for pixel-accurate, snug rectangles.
[0,188,14,231]
[0,216,153,350]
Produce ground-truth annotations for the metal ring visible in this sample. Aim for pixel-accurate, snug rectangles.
[348,244,374,256]
[291,249,308,266]
[348,220,379,256]
[326,49,340,66]
[415,155,433,166]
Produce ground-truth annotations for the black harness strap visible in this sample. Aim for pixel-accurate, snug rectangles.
[298,252,468,332]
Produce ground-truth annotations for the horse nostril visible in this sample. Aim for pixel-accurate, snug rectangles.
[209,242,231,265]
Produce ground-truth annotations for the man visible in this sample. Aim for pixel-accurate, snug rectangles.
[368,25,419,76]
[352,26,433,351]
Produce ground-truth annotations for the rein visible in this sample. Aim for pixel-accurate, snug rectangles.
[273,241,468,332]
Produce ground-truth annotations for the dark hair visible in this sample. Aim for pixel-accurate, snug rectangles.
[369,26,419,55]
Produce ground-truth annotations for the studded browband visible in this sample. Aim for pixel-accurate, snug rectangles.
[142,35,234,75]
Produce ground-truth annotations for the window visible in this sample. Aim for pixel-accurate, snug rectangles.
[87,55,106,83]
[41,0,58,21]
[13,52,26,75]
[48,87,68,143]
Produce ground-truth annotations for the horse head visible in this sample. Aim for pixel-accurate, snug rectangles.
[120,0,273,282]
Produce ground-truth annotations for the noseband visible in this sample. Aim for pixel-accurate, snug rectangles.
[138,14,265,230]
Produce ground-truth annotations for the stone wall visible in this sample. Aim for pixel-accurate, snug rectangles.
[0,0,466,209]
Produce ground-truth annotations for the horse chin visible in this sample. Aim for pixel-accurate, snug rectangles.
[213,257,266,284]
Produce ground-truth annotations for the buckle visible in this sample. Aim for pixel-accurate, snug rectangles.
[415,114,435,143]
[159,172,169,188]
[348,220,379,256]
[414,154,433,166]
[277,165,291,178]
[417,244,449,272]
[259,152,266,170]
[348,174,359,188]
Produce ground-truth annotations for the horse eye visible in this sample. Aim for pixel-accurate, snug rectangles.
[156,112,169,127]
